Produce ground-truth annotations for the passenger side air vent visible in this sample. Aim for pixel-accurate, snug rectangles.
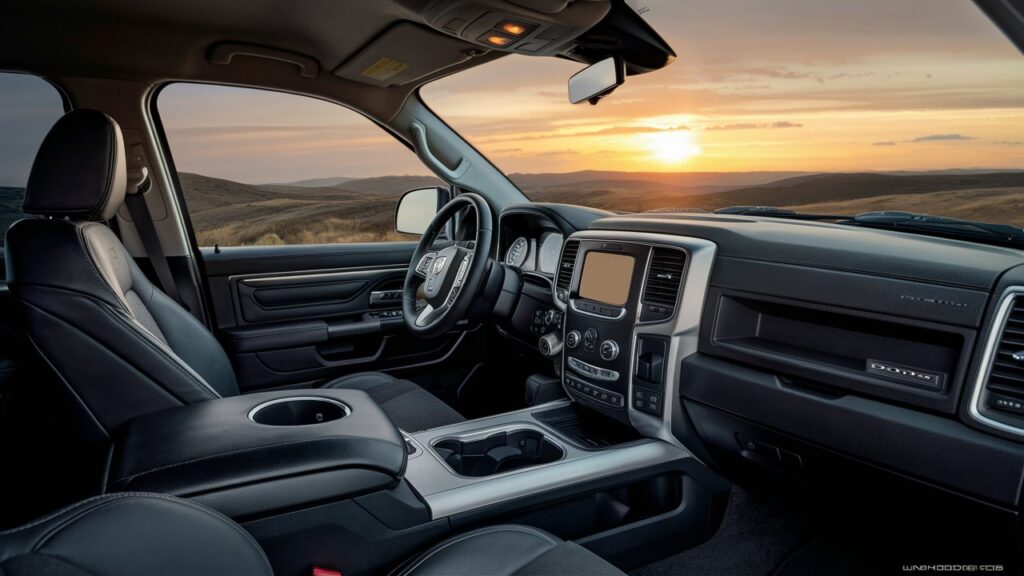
[555,240,579,303]
[640,248,686,322]
[978,293,1024,423]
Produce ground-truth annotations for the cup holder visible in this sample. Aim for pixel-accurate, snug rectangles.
[433,428,564,477]
[248,397,350,426]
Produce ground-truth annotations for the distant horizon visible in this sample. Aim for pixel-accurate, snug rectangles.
[252,166,1024,188]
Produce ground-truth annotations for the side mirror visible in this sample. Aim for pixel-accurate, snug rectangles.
[568,56,624,105]
[395,187,448,235]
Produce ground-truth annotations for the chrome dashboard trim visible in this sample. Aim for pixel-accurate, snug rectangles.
[967,286,1024,437]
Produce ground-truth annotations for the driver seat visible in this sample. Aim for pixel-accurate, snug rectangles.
[4,109,464,436]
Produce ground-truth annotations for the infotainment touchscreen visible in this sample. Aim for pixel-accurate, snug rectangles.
[578,252,635,307]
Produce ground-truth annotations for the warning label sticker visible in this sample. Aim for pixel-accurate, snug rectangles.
[361,57,409,81]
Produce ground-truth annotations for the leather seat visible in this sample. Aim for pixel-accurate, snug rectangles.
[4,109,464,435]
[0,493,626,576]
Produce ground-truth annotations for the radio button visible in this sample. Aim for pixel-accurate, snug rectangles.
[566,330,581,349]
[599,340,619,361]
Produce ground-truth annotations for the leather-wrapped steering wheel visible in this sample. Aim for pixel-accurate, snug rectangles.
[403,193,493,339]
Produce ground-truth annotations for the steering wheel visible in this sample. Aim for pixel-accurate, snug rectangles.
[403,193,494,338]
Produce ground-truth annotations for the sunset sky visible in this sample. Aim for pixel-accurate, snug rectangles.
[424,0,1024,175]
[2,0,1023,186]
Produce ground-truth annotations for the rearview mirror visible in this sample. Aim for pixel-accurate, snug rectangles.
[568,56,624,105]
[395,187,447,235]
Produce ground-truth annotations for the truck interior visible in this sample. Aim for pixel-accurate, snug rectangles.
[1,0,1024,574]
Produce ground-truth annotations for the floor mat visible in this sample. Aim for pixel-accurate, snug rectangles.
[631,484,817,576]
[630,483,880,573]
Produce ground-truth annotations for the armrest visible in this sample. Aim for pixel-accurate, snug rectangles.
[109,389,405,518]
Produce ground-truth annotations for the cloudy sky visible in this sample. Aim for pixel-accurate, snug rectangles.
[1,0,1022,185]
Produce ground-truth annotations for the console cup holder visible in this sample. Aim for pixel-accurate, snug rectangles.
[248,397,350,426]
[433,428,563,477]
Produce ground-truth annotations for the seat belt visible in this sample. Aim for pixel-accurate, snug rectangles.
[124,167,189,310]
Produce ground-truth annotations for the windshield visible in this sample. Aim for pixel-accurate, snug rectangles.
[422,0,1024,224]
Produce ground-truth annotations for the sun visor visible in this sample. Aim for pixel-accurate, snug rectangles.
[334,22,484,87]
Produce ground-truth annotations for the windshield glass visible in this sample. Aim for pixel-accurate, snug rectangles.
[422,0,1024,224]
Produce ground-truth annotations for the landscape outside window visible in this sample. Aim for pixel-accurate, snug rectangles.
[425,0,1024,220]
[4,1,1024,249]
[157,84,441,246]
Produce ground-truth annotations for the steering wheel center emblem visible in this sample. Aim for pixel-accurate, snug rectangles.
[432,256,448,275]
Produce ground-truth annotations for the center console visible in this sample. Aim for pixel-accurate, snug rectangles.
[555,231,718,444]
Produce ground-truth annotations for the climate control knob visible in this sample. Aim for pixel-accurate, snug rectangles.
[566,330,581,349]
[599,340,620,361]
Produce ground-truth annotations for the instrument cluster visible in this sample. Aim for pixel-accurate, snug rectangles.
[504,231,563,276]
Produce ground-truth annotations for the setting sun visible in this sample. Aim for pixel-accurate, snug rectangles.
[646,130,702,164]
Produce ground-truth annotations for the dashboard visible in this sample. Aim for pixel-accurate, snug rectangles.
[496,201,1024,523]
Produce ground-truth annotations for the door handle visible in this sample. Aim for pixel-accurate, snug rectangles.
[370,290,403,306]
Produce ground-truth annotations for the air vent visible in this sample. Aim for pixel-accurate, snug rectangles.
[983,294,1024,410]
[555,240,579,302]
[641,248,686,322]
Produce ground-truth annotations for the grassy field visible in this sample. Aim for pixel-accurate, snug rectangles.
[2,171,1023,247]
[179,173,442,246]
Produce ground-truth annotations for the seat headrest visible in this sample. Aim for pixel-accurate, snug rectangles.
[23,109,127,221]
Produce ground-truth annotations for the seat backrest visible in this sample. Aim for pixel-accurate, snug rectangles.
[0,493,272,576]
[4,109,238,438]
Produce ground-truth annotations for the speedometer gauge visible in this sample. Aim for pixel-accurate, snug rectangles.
[505,236,528,267]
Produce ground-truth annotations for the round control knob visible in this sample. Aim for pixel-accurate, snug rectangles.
[566,330,581,349]
[538,333,562,357]
[599,340,620,361]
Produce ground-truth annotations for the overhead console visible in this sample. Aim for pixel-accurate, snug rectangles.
[423,0,610,56]
[555,231,717,442]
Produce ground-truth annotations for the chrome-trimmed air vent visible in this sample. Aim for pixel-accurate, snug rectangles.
[554,240,579,302]
[640,247,687,322]
[970,288,1024,437]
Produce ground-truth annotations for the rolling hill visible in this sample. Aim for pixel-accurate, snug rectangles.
[1,171,1022,248]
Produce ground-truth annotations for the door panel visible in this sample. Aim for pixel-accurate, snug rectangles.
[201,243,473,393]
[233,267,404,323]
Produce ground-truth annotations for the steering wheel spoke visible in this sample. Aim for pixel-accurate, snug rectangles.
[414,252,437,279]
[415,303,448,327]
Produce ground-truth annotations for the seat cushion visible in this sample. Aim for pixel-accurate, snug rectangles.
[393,524,625,576]
[324,371,464,432]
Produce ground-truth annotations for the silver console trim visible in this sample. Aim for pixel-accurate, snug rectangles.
[404,400,692,518]
[246,396,351,424]
[425,439,685,518]
[561,231,718,450]
[427,423,567,479]
[967,286,1024,437]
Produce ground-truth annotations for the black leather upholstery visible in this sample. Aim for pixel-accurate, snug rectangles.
[4,109,463,436]
[108,389,406,518]
[0,493,273,576]
[23,109,126,222]
[326,372,465,431]
[392,524,625,576]
[0,496,626,576]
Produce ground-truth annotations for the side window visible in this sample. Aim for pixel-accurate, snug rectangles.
[157,84,442,247]
[0,73,65,247]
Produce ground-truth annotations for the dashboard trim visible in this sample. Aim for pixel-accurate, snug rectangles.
[967,286,1024,438]
[563,231,718,449]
